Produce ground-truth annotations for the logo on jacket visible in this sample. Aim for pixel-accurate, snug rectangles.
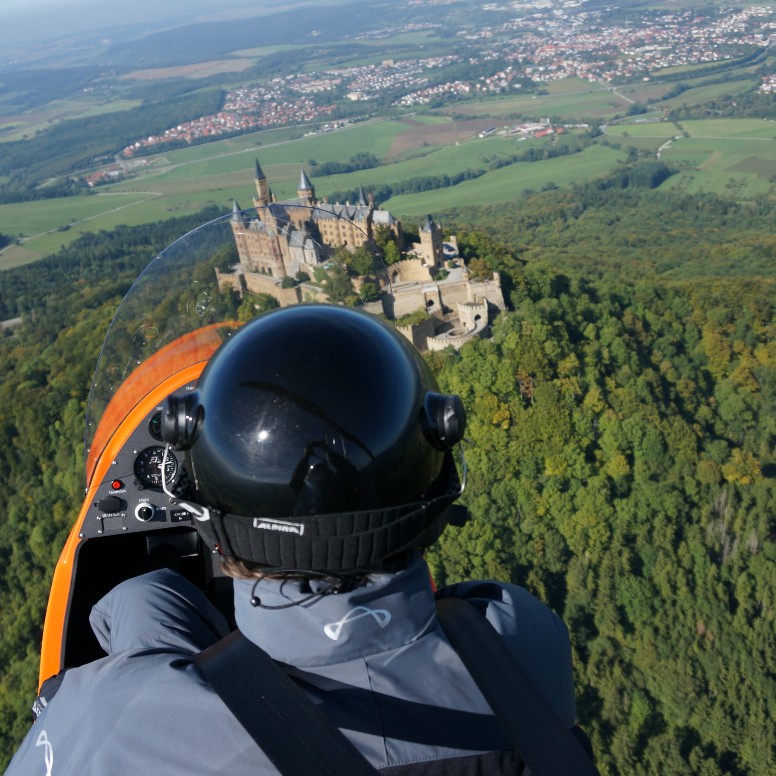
[35,730,54,776]
[324,606,392,640]
[252,518,305,536]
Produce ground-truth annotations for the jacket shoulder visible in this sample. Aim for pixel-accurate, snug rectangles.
[436,580,577,726]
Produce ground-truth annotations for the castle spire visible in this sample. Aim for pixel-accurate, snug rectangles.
[421,214,436,232]
[254,158,270,206]
[231,199,243,222]
[297,167,315,204]
[299,168,313,192]
[357,184,367,207]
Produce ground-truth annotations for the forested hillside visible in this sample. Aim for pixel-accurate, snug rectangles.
[427,271,774,774]
[0,90,224,198]
[0,185,774,773]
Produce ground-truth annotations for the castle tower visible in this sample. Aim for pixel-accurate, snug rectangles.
[297,168,315,204]
[253,158,271,208]
[230,199,250,265]
[419,214,444,268]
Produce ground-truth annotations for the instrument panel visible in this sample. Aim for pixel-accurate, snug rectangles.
[80,385,196,539]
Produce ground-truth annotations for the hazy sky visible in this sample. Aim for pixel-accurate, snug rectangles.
[0,0,79,9]
[0,0,283,52]
[0,0,266,14]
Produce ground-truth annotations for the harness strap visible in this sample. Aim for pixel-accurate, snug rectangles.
[436,597,599,776]
[195,599,599,776]
[193,630,378,775]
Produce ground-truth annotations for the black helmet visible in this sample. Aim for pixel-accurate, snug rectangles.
[162,305,465,573]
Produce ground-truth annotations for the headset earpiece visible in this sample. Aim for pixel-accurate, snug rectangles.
[161,391,203,450]
[421,392,466,450]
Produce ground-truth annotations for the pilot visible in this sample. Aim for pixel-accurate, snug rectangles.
[6,305,592,774]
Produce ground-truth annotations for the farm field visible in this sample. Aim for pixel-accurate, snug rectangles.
[0,191,221,270]
[384,144,625,216]
[678,118,776,138]
[118,59,256,81]
[0,192,161,241]
[150,119,415,174]
[445,84,630,120]
[313,134,533,194]
[657,79,755,110]
[0,118,440,265]
[607,118,776,197]
[0,98,143,142]
[3,103,773,268]
[228,44,306,57]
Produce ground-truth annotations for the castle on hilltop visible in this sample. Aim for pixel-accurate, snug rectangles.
[217,160,506,350]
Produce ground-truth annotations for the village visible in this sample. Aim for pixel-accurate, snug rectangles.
[117,4,775,157]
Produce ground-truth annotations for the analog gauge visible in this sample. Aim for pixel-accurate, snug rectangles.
[148,411,163,441]
[134,446,177,488]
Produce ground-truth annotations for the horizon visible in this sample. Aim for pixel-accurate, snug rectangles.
[0,0,320,55]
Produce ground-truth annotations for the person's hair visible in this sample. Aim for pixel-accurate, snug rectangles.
[220,550,416,586]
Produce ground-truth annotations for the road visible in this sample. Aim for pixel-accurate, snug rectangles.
[593,77,636,105]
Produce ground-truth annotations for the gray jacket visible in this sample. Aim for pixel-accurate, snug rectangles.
[6,556,577,774]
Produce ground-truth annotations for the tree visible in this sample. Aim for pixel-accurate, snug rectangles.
[322,265,355,304]
[383,240,402,265]
[468,257,492,281]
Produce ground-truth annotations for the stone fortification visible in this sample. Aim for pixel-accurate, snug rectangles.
[219,163,507,350]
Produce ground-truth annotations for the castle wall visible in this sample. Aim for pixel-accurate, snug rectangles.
[458,298,489,329]
[244,274,301,307]
[427,324,487,351]
[216,268,244,294]
[317,215,370,248]
[469,272,507,311]
[397,317,436,352]
[427,299,489,351]
[390,272,505,321]
[393,284,438,318]
[389,258,433,284]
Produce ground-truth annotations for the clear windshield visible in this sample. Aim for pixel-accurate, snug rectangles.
[84,206,393,477]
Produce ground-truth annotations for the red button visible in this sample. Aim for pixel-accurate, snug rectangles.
[111,480,123,490]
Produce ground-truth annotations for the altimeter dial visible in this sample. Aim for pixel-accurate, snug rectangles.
[134,446,177,488]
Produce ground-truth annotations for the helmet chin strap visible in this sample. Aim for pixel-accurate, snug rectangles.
[163,443,468,574]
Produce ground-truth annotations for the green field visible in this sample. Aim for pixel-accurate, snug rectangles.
[359,30,442,47]
[3,99,775,269]
[0,120,425,265]
[657,79,755,110]
[447,81,631,120]
[0,98,143,143]
[0,192,221,269]
[385,144,625,216]
[0,114,598,265]
[227,44,304,57]
[604,118,776,197]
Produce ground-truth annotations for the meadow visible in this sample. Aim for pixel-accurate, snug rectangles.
[384,144,625,216]
[0,117,522,267]
[0,98,143,143]
[2,67,774,270]
[605,117,776,197]
[0,107,618,270]
[447,85,631,120]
